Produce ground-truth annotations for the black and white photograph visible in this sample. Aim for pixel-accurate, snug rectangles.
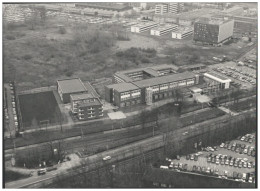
[2,1,257,188]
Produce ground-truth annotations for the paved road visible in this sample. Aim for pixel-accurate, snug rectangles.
[5,108,256,188]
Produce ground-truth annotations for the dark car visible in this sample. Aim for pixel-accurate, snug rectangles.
[192,165,197,172]
[186,155,190,160]
[196,166,202,173]
[37,169,46,176]
[241,144,246,149]
[244,137,249,142]
[251,150,255,157]
[233,171,238,179]
[248,138,253,143]
[183,164,188,171]
[237,173,243,179]
[194,155,198,161]
[231,146,235,151]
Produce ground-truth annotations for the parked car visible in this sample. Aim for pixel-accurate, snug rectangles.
[192,165,197,172]
[190,155,194,160]
[103,156,111,161]
[194,155,198,161]
[186,155,190,160]
[37,168,47,176]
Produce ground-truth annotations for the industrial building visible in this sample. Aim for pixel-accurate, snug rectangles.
[150,24,178,36]
[193,17,234,45]
[131,22,158,33]
[57,78,88,104]
[172,27,193,39]
[106,67,199,107]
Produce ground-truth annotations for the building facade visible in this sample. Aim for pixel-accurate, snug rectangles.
[155,3,168,15]
[172,27,193,39]
[131,22,158,33]
[77,100,103,121]
[155,3,184,15]
[106,71,199,108]
[150,24,178,36]
[193,18,234,45]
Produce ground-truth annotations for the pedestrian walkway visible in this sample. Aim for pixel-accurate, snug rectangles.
[218,106,238,116]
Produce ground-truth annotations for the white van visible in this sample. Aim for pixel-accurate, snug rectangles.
[160,165,169,169]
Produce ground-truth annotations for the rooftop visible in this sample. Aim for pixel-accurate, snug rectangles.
[57,78,87,94]
[204,72,231,82]
[151,24,178,31]
[173,27,193,34]
[133,22,158,28]
[107,82,139,93]
[196,17,233,25]
[70,93,94,101]
[78,99,102,108]
[181,64,206,69]
[132,71,196,88]
[222,6,243,14]
[114,64,178,82]
[75,3,132,11]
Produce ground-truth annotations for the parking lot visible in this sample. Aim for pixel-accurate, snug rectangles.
[158,133,255,184]
[208,61,256,89]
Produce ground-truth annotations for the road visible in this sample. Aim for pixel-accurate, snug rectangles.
[5,108,256,188]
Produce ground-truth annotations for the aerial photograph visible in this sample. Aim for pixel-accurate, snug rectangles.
[3,2,257,188]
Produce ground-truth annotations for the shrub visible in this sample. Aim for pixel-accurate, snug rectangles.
[5,35,16,40]
[141,57,150,63]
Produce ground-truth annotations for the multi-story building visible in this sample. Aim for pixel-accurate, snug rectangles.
[150,24,178,36]
[77,99,103,121]
[193,17,234,45]
[131,22,158,33]
[172,27,193,39]
[155,3,184,15]
[155,3,168,15]
[105,83,142,108]
[70,93,98,114]
[106,69,199,108]
[57,78,88,104]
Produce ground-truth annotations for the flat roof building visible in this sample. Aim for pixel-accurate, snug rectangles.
[131,22,158,33]
[150,24,178,36]
[113,64,178,83]
[57,78,87,103]
[172,27,193,39]
[193,17,234,45]
[106,69,200,108]
[204,72,232,89]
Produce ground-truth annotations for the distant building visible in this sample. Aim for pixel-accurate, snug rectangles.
[221,6,244,16]
[150,24,178,36]
[57,78,88,104]
[131,22,158,33]
[155,3,184,15]
[155,3,168,15]
[172,27,193,39]
[211,14,257,33]
[193,17,234,45]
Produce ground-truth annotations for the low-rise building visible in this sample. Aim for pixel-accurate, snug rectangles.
[204,72,232,90]
[77,99,103,120]
[150,24,178,36]
[131,22,158,33]
[172,27,193,39]
[57,78,88,104]
[106,70,199,108]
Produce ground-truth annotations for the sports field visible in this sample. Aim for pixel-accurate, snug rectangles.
[18,91,62,129]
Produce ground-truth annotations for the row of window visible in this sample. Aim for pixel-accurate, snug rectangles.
[120,99,141,107]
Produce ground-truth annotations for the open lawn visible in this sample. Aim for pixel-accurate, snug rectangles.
[18,91,62,129]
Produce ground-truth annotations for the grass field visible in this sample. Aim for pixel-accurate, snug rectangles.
[4,170,30,183]
[229,98,256,112]
[18,91,62,129]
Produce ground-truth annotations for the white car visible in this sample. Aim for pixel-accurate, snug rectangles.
[103,156,111,161]
[241,136,245,141]
[220,143,225,148]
